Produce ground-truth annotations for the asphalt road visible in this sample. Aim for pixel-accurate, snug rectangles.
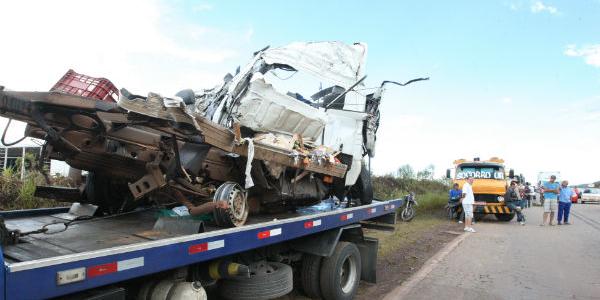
[391,204,600,300]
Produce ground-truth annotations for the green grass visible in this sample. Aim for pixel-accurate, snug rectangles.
[369,174,451,258]
[372,174,449,213]
[0,167,71,210]
[366,213,446,258]
[415,191,448,213]
[17,176,37,208]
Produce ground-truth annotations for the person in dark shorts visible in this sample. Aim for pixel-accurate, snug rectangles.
[505,181,526,225]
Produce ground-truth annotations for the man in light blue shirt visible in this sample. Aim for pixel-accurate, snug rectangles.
[558,180,573,225]
[541,175,559,226]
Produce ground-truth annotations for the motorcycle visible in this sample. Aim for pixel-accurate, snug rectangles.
[445,198,462,220]
[400,192,418,222]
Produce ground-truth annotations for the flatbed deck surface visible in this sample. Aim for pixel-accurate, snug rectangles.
[3,207,303,263]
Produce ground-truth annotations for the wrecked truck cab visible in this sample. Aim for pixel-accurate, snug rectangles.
[195,41,374,187]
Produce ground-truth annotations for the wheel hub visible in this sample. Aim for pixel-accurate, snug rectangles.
[340,255,357,294]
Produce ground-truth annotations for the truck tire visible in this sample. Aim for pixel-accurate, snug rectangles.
[175,89,196,105]
[349,164,373,206]
[495,213,515,222]
[319,242,361,300]
[219,262,293,300]
[300,254,322,299]
[213,182,249,227]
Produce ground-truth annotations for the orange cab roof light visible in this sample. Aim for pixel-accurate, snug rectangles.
[454,157,505,165]
[453,159,467,165]
[487,157,505,164]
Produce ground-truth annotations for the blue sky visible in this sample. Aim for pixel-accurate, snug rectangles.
[1,0,599,183]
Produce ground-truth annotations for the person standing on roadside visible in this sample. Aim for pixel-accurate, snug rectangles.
[461,176,476,232]
[557,180,573,225]
[524,182,533,208]
[505,181,526,225]
[541,175,559,226]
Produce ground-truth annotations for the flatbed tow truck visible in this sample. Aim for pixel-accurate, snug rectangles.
[0,41,417,299]
[0,198,401,300]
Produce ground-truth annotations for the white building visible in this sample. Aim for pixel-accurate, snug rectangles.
[0,138,69,178]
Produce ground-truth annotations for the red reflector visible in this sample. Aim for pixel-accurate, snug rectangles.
[87,262,117,278]
[340,213,353,221]
[188,243,208,254]
[304,221,313,229]
[257,231,270,239]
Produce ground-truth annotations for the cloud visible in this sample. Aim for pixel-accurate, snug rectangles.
[192,3,213,12]
[502,97,513,104]
[565,44,600,68]
[0,0,250,93]
[244,27,255,42]
[558,96,600,123]
[530,1,558,14]
[506,2,522,11]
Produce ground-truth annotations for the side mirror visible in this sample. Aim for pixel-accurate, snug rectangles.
[446,169,451,179]
[509,169,515,178]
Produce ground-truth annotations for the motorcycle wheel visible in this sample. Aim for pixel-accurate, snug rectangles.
[401,205,416,222]
[445,205,454,220]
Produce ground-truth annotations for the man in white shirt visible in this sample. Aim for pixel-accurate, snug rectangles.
[461,176,476,233]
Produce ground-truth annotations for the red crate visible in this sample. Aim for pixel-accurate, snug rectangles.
[51,69,118,102]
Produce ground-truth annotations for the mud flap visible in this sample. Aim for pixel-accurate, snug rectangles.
[355,237,378,283]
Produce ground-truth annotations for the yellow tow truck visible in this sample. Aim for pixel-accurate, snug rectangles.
[446,157,519,221]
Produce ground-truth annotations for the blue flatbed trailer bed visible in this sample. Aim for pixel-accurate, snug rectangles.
[0,199,402,299]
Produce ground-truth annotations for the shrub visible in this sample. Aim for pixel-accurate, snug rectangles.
[372,164,450,212]
[0,167,72,210]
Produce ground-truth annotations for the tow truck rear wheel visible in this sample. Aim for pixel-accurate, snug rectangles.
[495,213,515,222]
[320,242,361,300]
[213,182,249,227]
[300,254,323,299]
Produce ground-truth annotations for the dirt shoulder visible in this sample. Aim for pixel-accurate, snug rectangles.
[356,212,463,300]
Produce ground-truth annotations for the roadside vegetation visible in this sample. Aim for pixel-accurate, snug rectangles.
[373,164,449,213]
[370,164,454,258]
[0,154,72,210]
